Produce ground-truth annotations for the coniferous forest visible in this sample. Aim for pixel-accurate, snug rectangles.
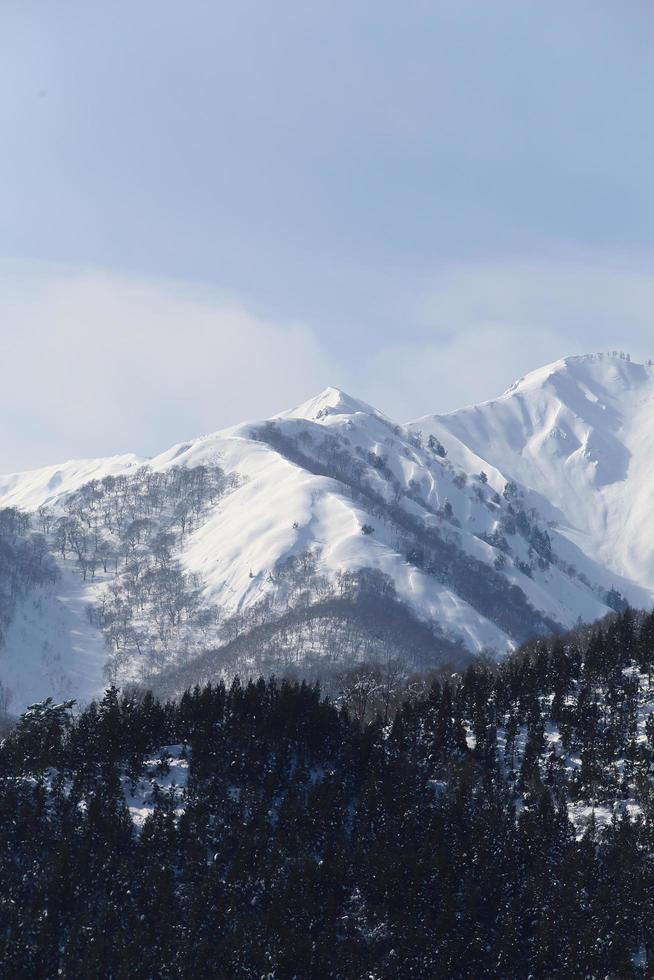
[4,610,654,977]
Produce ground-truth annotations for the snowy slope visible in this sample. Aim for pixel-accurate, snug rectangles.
[2,358,646,709]
[157,389,613,639]
[0,563,108,709]
[0,453,145,511]
[411,352,654,607]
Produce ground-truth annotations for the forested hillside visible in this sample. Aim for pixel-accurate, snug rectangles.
[3,607,654,977]
[45,463,232,677]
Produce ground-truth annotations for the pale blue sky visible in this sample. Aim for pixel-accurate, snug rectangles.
[3,1,654,469]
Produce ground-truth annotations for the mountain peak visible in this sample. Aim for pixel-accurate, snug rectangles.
[504,351,649,398]
[279,386,382,422]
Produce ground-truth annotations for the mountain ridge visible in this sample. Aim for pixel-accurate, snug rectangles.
[412,350,654,594]
[0,351,649,709]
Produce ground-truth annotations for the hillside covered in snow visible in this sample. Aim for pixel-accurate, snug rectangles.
[412,352,654,600]
[0,352,650,710]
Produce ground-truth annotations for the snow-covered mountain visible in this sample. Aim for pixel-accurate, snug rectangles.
[411,351,654,602]
[1,352,649,710]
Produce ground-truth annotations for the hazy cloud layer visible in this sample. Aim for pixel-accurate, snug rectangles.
[0,262,343,471]
[3,256,654,472]
[368,256,654,420]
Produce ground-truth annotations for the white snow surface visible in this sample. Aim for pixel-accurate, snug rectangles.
[2,352,652,709]
[0,453,145,512]
[412,353,654,604]
[1,563,108,708]
[123,744,189,828]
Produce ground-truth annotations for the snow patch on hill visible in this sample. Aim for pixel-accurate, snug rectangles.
[2,565,107,709]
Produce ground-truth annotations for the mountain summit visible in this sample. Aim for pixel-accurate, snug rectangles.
[278,386,383,422]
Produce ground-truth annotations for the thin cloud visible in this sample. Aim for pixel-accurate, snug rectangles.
[363,255,654,418]
[0,262,343,471]
[5,254,654,472]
